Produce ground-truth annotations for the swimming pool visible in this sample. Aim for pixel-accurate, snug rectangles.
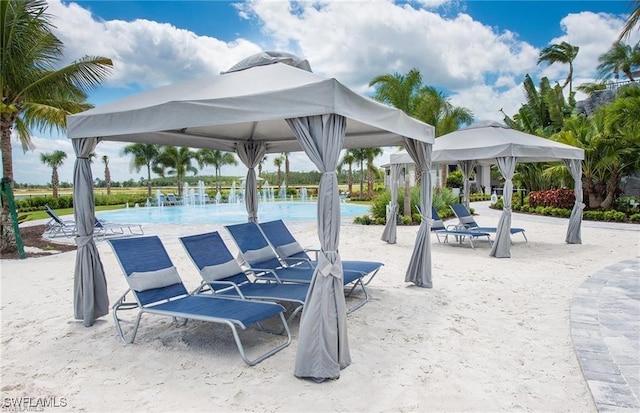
[97,202,370,224]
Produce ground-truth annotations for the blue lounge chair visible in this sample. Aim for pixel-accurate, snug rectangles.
[44,205,76,237]
[108,235,291,366]
[427,206,493,249]
[450,203,527,242]
[179,231,308,322]
[166,193,181,206]
[258,219,384,285]
[94,218,144,239]
[225,222,369,313]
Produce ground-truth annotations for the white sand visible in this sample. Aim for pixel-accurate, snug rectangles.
[2,205,639,412]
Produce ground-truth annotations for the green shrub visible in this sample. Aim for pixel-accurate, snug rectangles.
[584,210,604,221]
[603,210,626,222]
[630,213,640,222]
[353,214,372,225]
[374,217,385,225]
[401,215,412,225]
[445,170,463,188]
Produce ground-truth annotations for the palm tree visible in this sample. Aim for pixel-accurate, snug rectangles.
[273,155,284,185]
[597,40,640,81]
[122,143,160,198]
[619,0,640,40]
[339,150,356,195]
[365,147,383,198]
[537,41,580,94]
[40,150,67,198]
[348,148,368,199]
[282,152,290,189]
[196,149,237,191]
[155,146,197,196]
[102,155,111,195]
[1,0,112,251]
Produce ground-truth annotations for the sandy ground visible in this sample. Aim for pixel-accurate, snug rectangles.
[1,205,639,412]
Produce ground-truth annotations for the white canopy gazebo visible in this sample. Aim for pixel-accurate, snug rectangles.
[66,52,435,381]
[432,120,585,258]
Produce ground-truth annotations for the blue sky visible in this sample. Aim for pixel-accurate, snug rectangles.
[9,0,637,185]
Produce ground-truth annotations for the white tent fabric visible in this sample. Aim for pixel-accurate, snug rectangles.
[432,120,585,257]
[381,163,403,244]
[563,159,584,243]
[72,138,108,326]
[489,157,516,258]
[403,138,433,288]
[237,141,267,223]
[66,57,435,378]
[288,114,350,381]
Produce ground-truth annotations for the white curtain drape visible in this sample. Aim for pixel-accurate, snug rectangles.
[237,141,267,222]
[459,160,477,209]
[403,138,433,288]
[381,163,403,244]
[563,159,584,244]
[287,114,350,381]
[72,138,109,326]
[489,157,517,258]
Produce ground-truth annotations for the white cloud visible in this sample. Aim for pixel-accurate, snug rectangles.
[9,0,632,184]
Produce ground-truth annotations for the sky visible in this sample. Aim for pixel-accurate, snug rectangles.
[7,0,639,185]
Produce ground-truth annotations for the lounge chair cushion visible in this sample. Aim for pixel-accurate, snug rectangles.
[276,241,304,258]
[242,246,275,265]
[200,260,244,282]
[128,266,182,292]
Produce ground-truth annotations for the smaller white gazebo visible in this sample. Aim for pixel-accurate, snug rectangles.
[432,120,585,258]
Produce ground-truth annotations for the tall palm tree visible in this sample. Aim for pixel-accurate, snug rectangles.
[273,155,284,185]
[283,152,290,190]
[339,150,356,195]
[196,149,237,191]
[349,148,368,199]
[40,150,66,198]
[597,40,640,81]
[619,0,640,40]
[365,147,383,198]
[102,155,111,195]
[155,146,197,196]
[1,0,112,252]
[122,143,160,198]
[537,41,580,94]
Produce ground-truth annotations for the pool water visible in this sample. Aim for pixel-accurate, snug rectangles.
[98,201,370,224]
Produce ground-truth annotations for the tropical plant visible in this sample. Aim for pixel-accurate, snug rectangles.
[273,155,284,186]
[619,0,640,40]
[154,146,198,196]
[196,149,237,191]
[596,40,640,81]
[537,41,580,94]
[122,143,160,198]
[0,0,112,252]
[348,148,368,199]
[102,155,111,195]
[369,68,473,214]
[365,147,383,198]
[283,152,290,189]
[39,150,67,197]
[339,150,356,195]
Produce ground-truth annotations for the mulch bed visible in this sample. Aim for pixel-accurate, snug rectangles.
[0,225,77,260]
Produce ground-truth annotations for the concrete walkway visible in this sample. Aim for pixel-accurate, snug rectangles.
[571,258,640,412]
[471,201,639,412]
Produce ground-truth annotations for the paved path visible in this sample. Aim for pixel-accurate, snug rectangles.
[572,258,640,412]
[471,201,639,412]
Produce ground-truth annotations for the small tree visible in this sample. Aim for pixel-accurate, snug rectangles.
[102,155,111,195]
[40,150,67,198]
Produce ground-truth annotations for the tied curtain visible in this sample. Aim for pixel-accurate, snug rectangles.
[237,141,267,222]
[381,163,403,244]
[403,138,433,288]
[563,159,584,244]
[72,138,109,326]
[459,160,477,209]
[489,157,516,258]
[287,114,350,382]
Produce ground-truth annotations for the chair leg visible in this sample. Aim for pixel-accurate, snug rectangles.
[346,279,369,313]
[227,313,291,366]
